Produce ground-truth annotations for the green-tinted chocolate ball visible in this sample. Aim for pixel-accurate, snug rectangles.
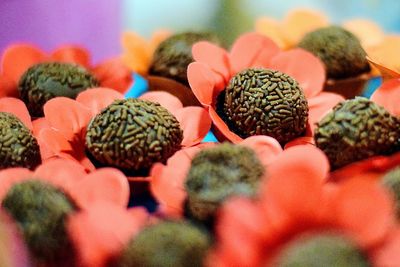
[315,97,400,169]
[85,98,183,171]
[222,68,308,144]
[2,180,76,266]
[149,32,219,84]
[274,233,369,267]
[298,26,370,79]
[18,62,99,117]
[185,143,264,222]
[117,221,210,267]
[0,112,41,170]
[382,167,400,219]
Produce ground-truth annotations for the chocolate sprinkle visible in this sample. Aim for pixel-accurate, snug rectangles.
[85,98,183,171]
[315,97,400,169]
[18,62,99,117]
[0,112,41,170]
[222,68,308,144]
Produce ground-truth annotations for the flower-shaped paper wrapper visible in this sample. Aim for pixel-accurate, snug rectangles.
[36,88,211,184]
[67,202,148,267]
[121,30,204,106]
[150,135,285,217]
[188,32,344,144]
[0,44,133,98]
[207,145,400,267]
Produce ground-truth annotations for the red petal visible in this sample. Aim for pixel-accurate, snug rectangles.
[332,178,394,248]
[192,41,231,82]
[229,33,280,75]
[67,203,147,267]
[139,91,183,115]
[0,168,32,201]
[50,45,91,68]
[285,136,315,149]
[308,92,344,126]
[371,228,400,267]
[76,87,123,115]
[209,106,243,143]
[188,62,221,106]
[240,136,283,166]
[37,128,73,159]
[269,48,326,98]
[0,98,32,130]
[174,107,211,147]
[73,168,130,209]
[1,44,47,83]
[92,58,133,94]
[0,74,18,98]
[32,118,50,137]
[371,79,400,117]
[43,97,92,140]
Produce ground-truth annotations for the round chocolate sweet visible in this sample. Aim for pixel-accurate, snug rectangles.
[221,68,308,144]
[185,143,264,222]
[2,180,76,266]
[274,233,369,266]
[18,62,99,117]
[382,167,400,219]
[298,26,370,79]
[117,221,210,267]
[315,97,400,169]
[149,32,219,84]
[85,98,183,171]
[0,112,41,170]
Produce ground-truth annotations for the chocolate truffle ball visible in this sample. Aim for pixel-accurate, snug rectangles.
[85,98,183,171]
[221,68,308,144]
[18,62,99,117]
[149,32,219,84]
[274,233,369,267]
[117,221,210,267]
[2,180,76,266]
[298,26,370,79]
[185,143,264,222]
[0,112,41,170]
[315,97,400,169]
[382,167,400,219]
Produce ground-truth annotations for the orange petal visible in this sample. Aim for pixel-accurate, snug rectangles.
[367,35,400,77]
[1,44,47,83]
[0,98,32,130]
[371,79,400,116]
[308,92,344,126]
[150,146,204,216]
[72,168,130,209]
[187,62,219,106]
[284,136,315,149]
[255,17,288,49]
[32,118,51,137]
[67,203,147,267]
[37,128,73,159]
[43,97,92,140]
[367,56,400,81]
[92,58,133,94]
[262,145,329,218]
[139,91,183,114]
[371,228,400,267]
[192,41,231,82]
[209,106,243,143]
[34,158,86,192]
[240,136,283,166]
[343,19,385,49]
[0,75,18,98]
[229,33,280,75]
[281,9,329,47]
[332,178,394,248]
[269,48,326,98]
[50,45,91,68]
[121,31,152,74]
[0,168,32,201]
[174,107,211,147]
[76,87,123,115]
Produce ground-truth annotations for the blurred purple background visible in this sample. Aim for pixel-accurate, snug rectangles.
[0,0,121,63]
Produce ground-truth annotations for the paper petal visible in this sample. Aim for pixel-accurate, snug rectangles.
[188,62,219,106]
[240,136,283,166]
[0,98,32,130]
[50,46,91,68]
[269,49,326,98]
[371,79,400,117]
[76,87,124,115]
[139,91,183,114]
